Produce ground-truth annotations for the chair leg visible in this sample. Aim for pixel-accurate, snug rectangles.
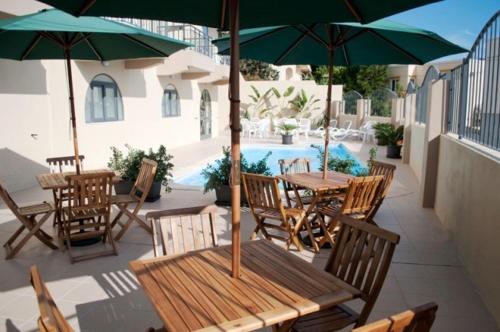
[114,208,152,241]
[111,203,128,228]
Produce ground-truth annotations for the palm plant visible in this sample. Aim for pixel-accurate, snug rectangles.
[246,85,275,118]
[289,89,320,118]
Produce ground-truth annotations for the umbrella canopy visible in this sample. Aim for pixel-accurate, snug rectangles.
[38,0,444,278]
[35,0,442,29]
[0,9,190,174]
[0,9,190,61]
[212,20,467,65]
[213,20,466,177]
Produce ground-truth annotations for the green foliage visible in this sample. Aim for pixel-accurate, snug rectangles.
[311,65,388,96]
[288,89,321,118]
[271,86,295,99]
[373,123,404,146]
[201,147,272,193]
[311,144,367,176]
[240,59,279,81]
[278,123,298,135]
[369,147,378,162]
[369,88,393,117]
[246,85,275,118]
[108,145,174,192]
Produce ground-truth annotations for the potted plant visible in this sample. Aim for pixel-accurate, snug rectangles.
[372,122,393,146]
[379,125,404,158]
[108,145,174,202]
[278,123,298,144]
[201,147,272,206]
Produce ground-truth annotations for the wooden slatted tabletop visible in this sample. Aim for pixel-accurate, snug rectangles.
[130,240,359,332]
[278,171,353,192]
[36,169,118,190]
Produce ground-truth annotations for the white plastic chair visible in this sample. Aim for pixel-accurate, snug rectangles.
[330,120,358,140]
[241,119,257,138]
[298,118,311,139]
[359,121,376,143]
[273,118,284,136]
[257,119,270,138]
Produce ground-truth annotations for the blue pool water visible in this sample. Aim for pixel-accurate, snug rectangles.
[176,144,367,187]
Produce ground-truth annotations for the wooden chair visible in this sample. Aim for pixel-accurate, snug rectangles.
[352,302,438,332]
[147,205,218,257]
[0,182,57,259]
[288,215,400,332]
[242,173,305,251]
[278,158,314,207]
[46,155,85,227]
[30,265,74,332]
[46,155,85,173]
[61,172,117,263]
[112,158,157,241]
[316,175,384,248]
[366,161,396,224]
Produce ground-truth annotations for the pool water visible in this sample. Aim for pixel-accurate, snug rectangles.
[176,144,367,187]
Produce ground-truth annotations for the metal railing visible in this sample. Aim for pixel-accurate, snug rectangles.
[108,17,230,65]
[446,10,500,151]
[415,66,441,124]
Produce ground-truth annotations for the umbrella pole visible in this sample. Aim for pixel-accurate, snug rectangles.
[229,0,241,278]
[322,46,335,179]
[65,48,82,175]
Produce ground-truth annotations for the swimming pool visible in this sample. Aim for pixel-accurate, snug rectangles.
[176,144,367,186]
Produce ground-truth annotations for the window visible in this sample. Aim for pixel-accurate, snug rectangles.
[85,74,123,123]
[389,78,400,92]
[162,85,180,117]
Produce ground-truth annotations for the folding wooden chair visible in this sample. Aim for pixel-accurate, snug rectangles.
[112,158,157,241]
[242,173,305,251]
[316,175,384,248]
[0,182,57,259]
[366,161,396,224]
[278,158,314,207]
[286,215,400,332]
[353,302,438,332]
[46,155,85,227]
[30,265,74,332]
[147,205,218,257]
[61,172,117,263]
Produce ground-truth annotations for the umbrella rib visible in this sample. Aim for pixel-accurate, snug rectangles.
[20,33,44,60]
[71,32,92,48]
[344,0,364,23]
[274,25,313,65]
[296,25,329,49]
[336,26,350,66]
[122,34,169,57]
[83,36,104,61]
[78,0,96,15]
[367,29,424,64]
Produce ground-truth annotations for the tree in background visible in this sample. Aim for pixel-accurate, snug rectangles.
[240,59,279,81]
[310,65,388,96]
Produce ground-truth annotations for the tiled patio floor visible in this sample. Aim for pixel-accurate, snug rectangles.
[0,135,498,332]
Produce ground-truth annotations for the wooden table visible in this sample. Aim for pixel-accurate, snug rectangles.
[36,169,118,190]
[130,240,359,332]
[278,171,354,252]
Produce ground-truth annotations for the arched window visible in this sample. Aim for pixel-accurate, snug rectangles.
[85,74,123,123]
[200,90,212,139]
[162,84,180,117]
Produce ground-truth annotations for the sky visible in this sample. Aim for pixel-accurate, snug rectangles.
[388,0,499,60]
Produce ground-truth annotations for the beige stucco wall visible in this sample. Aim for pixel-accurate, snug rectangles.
[0,58,227,191]
[435,135,500,326]
[409,123,426,183]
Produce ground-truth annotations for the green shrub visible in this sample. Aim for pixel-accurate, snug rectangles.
[201,147,272,193]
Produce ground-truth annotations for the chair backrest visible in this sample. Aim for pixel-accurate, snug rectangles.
[130,158,158,201]
[30,265,74,332]
[65,172,113,212]
[325,215,400,326]
[299,118,311,127]
[329,119,338,128]
[341,175,384,215]
[147,205,218,257]
[343,120,353,130]
[0,181,21,218]
[352,302,438,332]
[46,155,85,173]
[284,118,298,126]
[369,161,396,201]
[242,173,285,215]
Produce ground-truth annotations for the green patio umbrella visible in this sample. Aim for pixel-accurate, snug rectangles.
[0,9,190,174]
[39,0,443,278]
[213,21,467,177]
